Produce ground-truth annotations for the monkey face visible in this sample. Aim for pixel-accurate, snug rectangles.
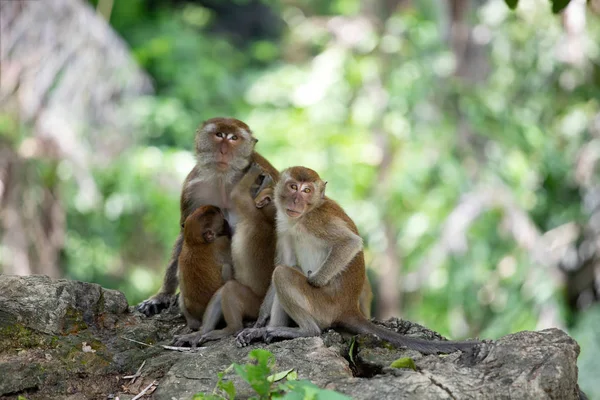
[276,167,327,219]
[194,117,257,172]
[184,205,231,244]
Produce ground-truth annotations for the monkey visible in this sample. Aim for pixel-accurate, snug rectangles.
[236,166,478,355]
[136,117,279,316]
[177,205,232,330]
[173,162,277,347]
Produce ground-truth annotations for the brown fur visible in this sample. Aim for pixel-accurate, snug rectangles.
[173,164,278,347]
[178,205,232,330]
[136,117,278,317]
[237,167,478,354]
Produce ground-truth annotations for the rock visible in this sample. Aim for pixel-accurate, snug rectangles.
[0,275,587,399]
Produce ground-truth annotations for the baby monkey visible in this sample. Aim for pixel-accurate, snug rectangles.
[178,205,232,330]
[174,163,276,347]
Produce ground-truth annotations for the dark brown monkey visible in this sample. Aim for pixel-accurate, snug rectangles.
[136,117,279,316]
[178,205,232,330]
[173,162,277,347]
[236,167,478,354]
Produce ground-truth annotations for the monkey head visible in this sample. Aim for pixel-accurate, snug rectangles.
[194,117,258,174]
[275,167,327,220]
[183,205,232,245]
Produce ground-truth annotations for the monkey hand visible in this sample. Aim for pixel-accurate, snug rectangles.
[135,292,173,317]
[236,327,267,347]
[172,332,206,349]
[307,271,328,288]
[248,162,265,176]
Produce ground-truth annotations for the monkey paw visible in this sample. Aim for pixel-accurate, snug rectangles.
[172,332,205,349]
[307,275,327,288]
[135,292,173,317]
[235,328,267,347]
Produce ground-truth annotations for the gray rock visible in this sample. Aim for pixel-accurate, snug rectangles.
[0,275,587,400]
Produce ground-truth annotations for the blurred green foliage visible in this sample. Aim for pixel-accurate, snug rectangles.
[70,0,598,396]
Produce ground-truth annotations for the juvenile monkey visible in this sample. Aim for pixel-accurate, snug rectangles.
[136,117,279,316]
[174,163,277,347]
[236,167,478,354]
[178,205,232,330]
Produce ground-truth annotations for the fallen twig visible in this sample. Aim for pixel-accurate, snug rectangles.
[121,336,154,347]
[161,345,204,352]
[123,360,146,383]
[131,380,158,400]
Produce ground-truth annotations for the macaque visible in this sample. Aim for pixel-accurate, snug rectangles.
[236,167,478,354]
[173,163,277,347]
[136,117,278,316]
[177,205,232,330]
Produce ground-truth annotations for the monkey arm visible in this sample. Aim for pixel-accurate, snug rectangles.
[307,227,363,288]
[231,163,265,214]
[254,282,275,328]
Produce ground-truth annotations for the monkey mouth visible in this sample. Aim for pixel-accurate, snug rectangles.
[215,161,229,170]
[285,209,302,218]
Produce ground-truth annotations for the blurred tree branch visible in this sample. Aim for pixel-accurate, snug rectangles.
[0,0,152,276]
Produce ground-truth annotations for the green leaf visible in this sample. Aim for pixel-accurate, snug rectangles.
[192,394,224,400]
[287,370,298,381]
[268,368,295,383]
[390,357,417,371]
[218,380,236,400]
[551,0,571,13]
[348,337,356,365]
[505,0,518,9]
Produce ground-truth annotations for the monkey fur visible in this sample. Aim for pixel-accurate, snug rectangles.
[236,166,478,355]
[177,205,232,330]
[173,162,277,347]
[136,117,278,317]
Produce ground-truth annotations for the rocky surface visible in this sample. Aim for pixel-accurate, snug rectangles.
[0,275,587,399]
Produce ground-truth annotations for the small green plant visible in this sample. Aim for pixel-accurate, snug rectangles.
[193,349,351,400]
[389,357,417,371]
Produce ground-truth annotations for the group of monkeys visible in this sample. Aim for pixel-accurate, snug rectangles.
[135,117,478,354]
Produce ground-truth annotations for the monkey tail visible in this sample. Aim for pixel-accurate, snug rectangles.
[337,314,478,355]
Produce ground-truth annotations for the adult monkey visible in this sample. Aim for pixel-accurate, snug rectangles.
[136,117,279,316]
[237,166,478,354]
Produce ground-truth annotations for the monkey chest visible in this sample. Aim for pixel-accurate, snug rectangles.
[187,180,239,228]
[292,233,330,276]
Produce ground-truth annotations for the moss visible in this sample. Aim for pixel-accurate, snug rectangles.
[63,306,89,334]
[0,324,55,351]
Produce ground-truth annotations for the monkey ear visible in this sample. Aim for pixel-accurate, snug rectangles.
[181,222,185,229]
[202,229,216,243]
[321,181,328,199]
[255,189,273,208]
[253,138,259,144]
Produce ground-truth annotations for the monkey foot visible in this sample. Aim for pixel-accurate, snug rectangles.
[135,292,173,317]
[172,332,205,348]
[235,328,267,347]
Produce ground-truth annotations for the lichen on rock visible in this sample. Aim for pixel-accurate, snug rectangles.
[0,275,588,400]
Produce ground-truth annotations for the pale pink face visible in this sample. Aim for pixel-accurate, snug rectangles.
[283,180,317,218]
[212,130,243,171]
[195,117,255,172]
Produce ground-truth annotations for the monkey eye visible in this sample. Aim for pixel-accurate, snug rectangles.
[290,183,298,191]
[230,135,238,141]
[216,132,224,138]
[303,187,311,193]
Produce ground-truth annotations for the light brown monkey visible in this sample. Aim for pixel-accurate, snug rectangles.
[236,167,478,354]
[178,205,232,330]
[136,117,279,316]
[173,162,277,347]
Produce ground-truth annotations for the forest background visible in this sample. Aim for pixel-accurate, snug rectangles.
[1,0,599,396]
